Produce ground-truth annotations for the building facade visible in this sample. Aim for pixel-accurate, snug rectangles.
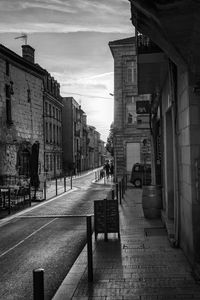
[109,37,151,179]
[62,97,91,174]
[43,72,63,179]
[0,44,45,183]
[87,125,95,170]
[130,0,200,277]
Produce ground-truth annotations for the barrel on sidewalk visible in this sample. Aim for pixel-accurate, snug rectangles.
[142,185,162,219]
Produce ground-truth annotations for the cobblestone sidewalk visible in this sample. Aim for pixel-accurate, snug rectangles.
[53,184,200,300]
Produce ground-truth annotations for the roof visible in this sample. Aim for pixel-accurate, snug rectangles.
[0,43,46,77]
[109,36,135,46]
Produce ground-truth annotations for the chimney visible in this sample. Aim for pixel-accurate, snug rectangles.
[22,45,35,63]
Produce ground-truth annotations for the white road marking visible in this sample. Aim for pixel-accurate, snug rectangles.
[0,187,77,227]
[0,218,57,258]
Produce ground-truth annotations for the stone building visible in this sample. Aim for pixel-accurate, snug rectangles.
[62,97,87,174]
[0,44,45,182]
[109,37,151,179]
[130,0,200,277]
[87,125,95,170]
[99,139,106,166]
[94,130,100,168]
[43,72,63,179]
[82,113,89,171]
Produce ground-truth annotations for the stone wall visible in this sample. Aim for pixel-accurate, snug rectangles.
[110,38,150,179]
[0,57,44,177]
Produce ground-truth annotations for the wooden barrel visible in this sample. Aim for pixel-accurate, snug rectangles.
[142,185,162,219]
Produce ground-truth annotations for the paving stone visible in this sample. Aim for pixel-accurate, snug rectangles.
[54,185,200,299]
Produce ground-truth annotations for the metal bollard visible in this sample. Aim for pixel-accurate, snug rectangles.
[29,184,32,206]
[119,181,122,205]
[87,216,93,282]
[116,183,119,201]
[33,268,44,300]
[55,177,58,196]
[122,179,124,198]
[111,189,115,200]
[64,175,66,192]
[8,188,11,215]
[70,173,73,189]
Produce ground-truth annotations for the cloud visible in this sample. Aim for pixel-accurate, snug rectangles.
[0,0,133,34]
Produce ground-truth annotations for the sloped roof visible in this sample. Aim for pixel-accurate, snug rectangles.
[109,36,135,46]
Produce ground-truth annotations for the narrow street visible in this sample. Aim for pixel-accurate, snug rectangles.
[0,171,112,300]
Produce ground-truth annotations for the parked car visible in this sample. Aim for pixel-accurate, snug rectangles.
[130,163,151,187]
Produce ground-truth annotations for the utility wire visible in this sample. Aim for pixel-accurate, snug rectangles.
[63,92,113,100]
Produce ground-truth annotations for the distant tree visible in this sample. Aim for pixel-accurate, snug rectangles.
[106,123,114,157]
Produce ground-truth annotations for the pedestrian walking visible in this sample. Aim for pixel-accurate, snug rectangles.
[110,162,114,177]
[104,161,110,179]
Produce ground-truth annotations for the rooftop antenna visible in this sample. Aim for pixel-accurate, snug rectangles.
[15,33,28,45]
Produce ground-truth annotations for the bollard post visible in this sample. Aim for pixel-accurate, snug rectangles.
[116,183,119,201]
[119,181,122,205]
[55,177,58,196]
[64,175,66,192]
[87,216,93,282]
[111,189,115,200]
[33,268,44,300]
[29,183,32,206]
[70,173,73,189]
[121,179,124,199]
[8,188,11,215]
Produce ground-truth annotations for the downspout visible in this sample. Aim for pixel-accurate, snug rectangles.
[169,60,180,247]
[43,92,46,177]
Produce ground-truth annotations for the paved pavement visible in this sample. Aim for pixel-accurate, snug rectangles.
[53,179,200,300]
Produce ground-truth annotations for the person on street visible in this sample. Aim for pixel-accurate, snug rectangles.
[110,162,114,177]
[104,161,110,179]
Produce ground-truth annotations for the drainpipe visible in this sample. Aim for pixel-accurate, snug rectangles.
[169,60,180,247]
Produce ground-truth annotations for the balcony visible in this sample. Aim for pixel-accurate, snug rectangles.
[137,34,167,94]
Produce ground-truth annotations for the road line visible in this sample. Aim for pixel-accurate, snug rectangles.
[0,187,77,228]
[0,218,57,258]
[16,214,94,218]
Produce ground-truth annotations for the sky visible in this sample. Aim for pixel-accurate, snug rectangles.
[0,0,134,142]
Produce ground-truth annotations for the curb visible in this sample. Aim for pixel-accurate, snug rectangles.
[0,187,76,227]
[52,234,97,300]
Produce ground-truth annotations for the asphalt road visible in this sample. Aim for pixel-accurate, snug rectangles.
[0,171,113,300]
